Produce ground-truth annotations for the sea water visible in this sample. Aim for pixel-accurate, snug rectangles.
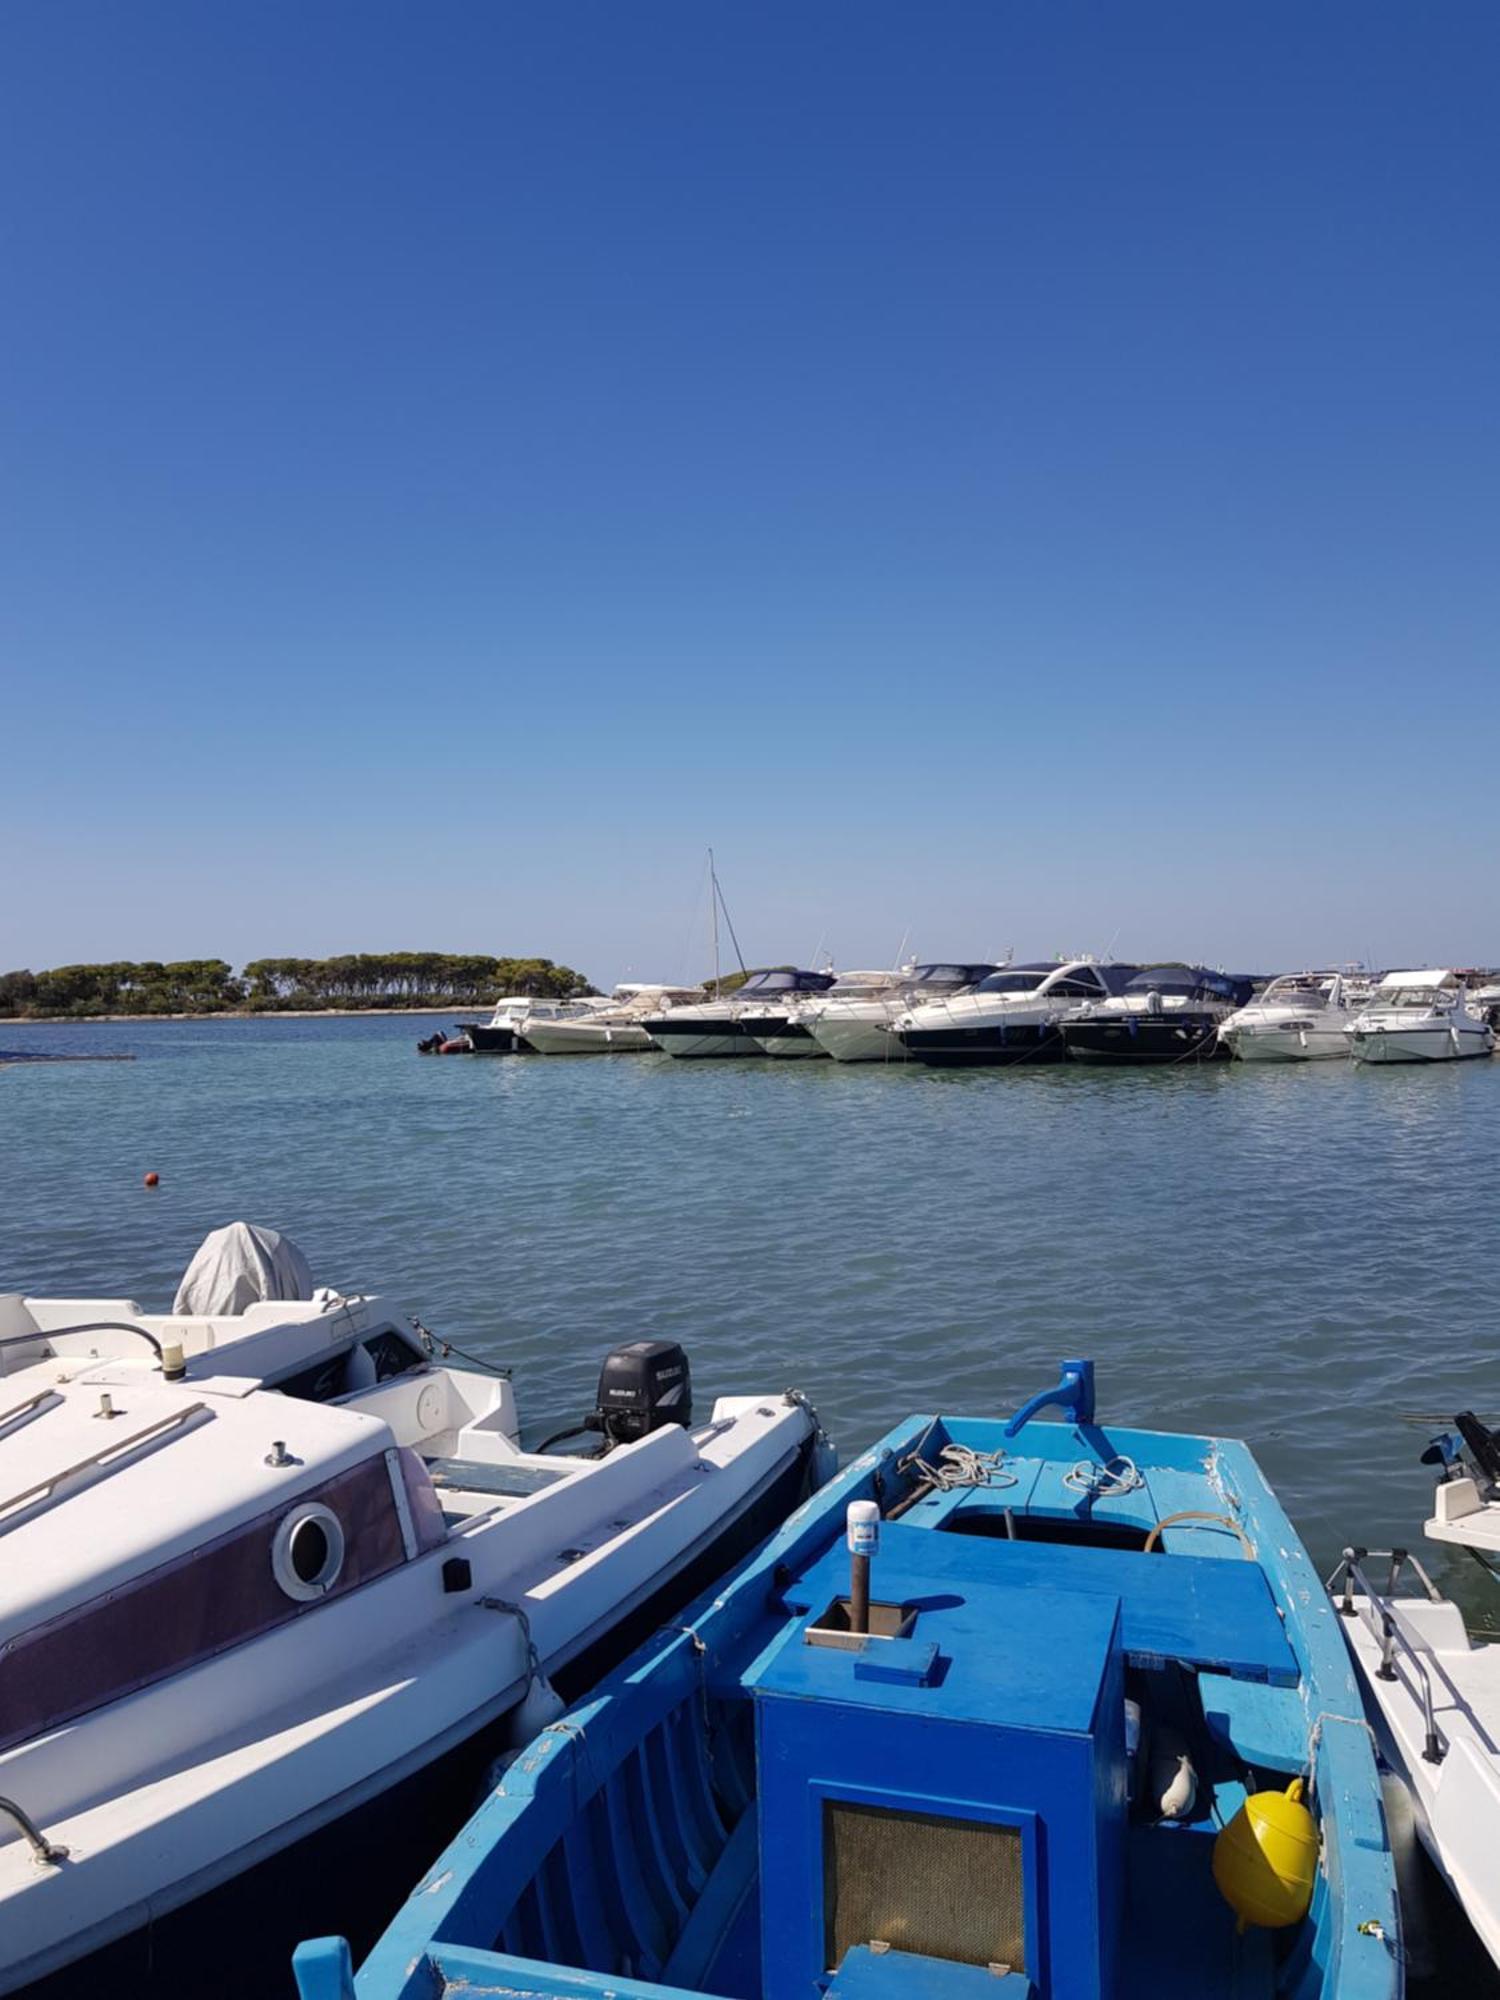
[4,1013,1500,1598]
[7,1011,1500,1987]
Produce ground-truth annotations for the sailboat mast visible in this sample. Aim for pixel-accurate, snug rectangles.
[709,848,721,996]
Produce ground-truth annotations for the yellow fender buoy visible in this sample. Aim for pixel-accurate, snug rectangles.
[1212,1777,1319,1930]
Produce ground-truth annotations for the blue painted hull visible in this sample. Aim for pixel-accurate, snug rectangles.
[302,1408,1402,2000]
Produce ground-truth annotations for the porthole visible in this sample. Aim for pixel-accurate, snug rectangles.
[272,1503,346,1601]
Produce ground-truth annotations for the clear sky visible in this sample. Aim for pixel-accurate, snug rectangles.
[3,3,1497,985]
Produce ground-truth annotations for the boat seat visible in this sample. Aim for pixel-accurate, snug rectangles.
[784,1522,1299,1687]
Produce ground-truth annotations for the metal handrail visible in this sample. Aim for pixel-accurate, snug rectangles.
[0,1319,165,1361]
[1328,1545,1447,1764]
[0,1796,66,1865]
[0,1401,208,1533]
[0,1386,60,1434]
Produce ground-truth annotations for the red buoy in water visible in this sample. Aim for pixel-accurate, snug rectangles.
[143,1171,160,1187]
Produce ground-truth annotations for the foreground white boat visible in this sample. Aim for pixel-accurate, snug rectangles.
[807,960,998,1062]
[749,968,911,1058]
[642,968,835,1058]
[458,995,600,1053]
[1219,971,1367,1062]
[521,985,702,1054]
[1345,969,1494,1064]
[0,1232,825,1995]
[1332,1410,1500,1971]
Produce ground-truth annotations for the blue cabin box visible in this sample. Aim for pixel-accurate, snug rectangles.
[754,1523,1128,1997]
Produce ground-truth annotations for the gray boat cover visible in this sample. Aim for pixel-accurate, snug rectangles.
[172,1221,315,1317]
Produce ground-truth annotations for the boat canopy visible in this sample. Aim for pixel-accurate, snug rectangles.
[1374,968,1457,991]
[734,969,837,996]
[1122,966,1255,1005]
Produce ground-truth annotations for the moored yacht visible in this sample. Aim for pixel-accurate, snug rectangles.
[895,958,1140,1067]
[1346,970,1494,1064]
[808,960,999,1063]
[0,1233,828,1996]
[1218,971,1366,1062]
[521,985,703,1054]
[458,995,599,1054]
[1060,965,1253,1065]
[642,968,836,1059]
[749,968,911,1059]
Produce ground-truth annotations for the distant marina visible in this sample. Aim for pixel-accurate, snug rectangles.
[420,959,1500,1068]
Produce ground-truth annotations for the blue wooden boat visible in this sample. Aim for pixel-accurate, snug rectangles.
[295,1361,1402,2000]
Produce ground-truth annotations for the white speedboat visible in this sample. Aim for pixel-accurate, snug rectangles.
[894,958,1140,1067]
[749,968,912,1058]
[808,960,999,1063]
[458,995,599,1053]
[1331,1409,1500,1971]
[521,984,703,1054]
[0,1231,827,1995]
[642,968,836,1058]
[1218,971,1366,1061]
[1346,969,1494,1064]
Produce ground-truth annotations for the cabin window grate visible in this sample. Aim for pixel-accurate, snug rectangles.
[822,1800,1025,1973]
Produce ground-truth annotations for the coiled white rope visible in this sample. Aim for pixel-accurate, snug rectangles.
[1063,1454,1143,1497]
[897,1419,1019,1492]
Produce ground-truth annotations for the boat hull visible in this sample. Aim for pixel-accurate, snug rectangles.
[809,1014,909,1062]
[1222,1024,1350,1061]
[1349,1027,1492,1063]
[458,1023,526,1054]
[1062,1015,1229,1064]
[521,1020,655,1054]
[4,1431,817,2000]
[748,1016,827,1059]
[642,1017,763,1058]
[897,1020,1066,1067]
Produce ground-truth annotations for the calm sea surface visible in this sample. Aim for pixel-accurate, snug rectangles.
[4,1014,1499,1605]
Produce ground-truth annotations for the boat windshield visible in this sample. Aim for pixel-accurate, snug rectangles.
[972,966,1056,996]
[1260,976,1334,1007]
[911,963,996,988]
[1376,987,1451,1010]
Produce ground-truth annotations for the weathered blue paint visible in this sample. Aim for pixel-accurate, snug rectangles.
[298,1392,1403,2000]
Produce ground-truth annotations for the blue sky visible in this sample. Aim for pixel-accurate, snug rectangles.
[3,3,1497,984]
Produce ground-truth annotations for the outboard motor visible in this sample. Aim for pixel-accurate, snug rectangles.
[536,1340,693,1455]
[591,1340,692,1447]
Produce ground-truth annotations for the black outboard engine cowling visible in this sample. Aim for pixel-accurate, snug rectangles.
[591,1340,692,1448]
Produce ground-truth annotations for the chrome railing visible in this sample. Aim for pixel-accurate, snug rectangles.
[1328,1545,1447,1764]
[0,1795,66,1865]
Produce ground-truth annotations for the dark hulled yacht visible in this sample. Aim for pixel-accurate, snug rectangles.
[1060,965,1254,1064]
[894,959,1140,1066]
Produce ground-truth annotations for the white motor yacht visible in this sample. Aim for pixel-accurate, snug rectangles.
[1218,971,1365,1062]
[1331,1409,1500,1972]
[0,1229,827,1994]
[894,959,1140,1067]
[642,968,836,1058]
[749,969,912,1058]
[1346,969,1494,1064]
[808,961,998,1063]
[458,995,599,1054]
[521,985,703,1054]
